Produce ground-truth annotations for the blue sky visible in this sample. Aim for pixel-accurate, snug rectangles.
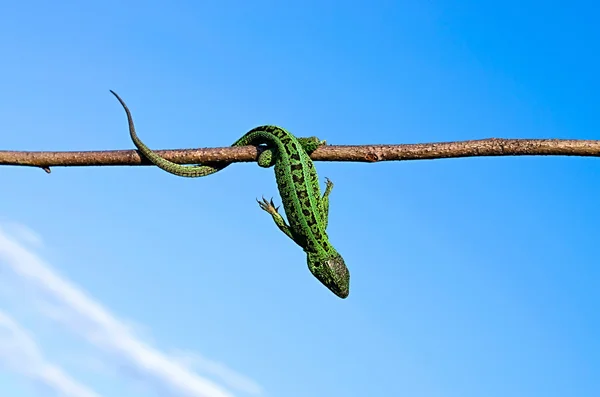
[0,1,598,396]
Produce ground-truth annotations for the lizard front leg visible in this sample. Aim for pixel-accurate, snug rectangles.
[257,197,296,242]
[320,177,334,229]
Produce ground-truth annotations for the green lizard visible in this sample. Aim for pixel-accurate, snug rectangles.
[110,90,350,298]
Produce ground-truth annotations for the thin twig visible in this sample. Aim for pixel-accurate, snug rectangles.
[0,138,598,173]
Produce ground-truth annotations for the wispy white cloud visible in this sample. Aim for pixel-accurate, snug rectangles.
[0,221,44,248]
[171,350,263,396]
[0,310,101,397]
[0,224,262,397]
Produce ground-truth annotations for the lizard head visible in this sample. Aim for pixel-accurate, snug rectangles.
[306,251,350,299]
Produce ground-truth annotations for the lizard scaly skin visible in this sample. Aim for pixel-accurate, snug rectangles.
[110,90,350,298]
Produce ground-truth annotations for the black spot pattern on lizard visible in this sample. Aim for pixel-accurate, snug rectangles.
[266,131,329,253]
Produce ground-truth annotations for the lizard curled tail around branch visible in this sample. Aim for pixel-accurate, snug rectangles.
[110,90,350,298]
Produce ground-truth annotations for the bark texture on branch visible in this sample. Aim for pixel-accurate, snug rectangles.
[1,138,599,172]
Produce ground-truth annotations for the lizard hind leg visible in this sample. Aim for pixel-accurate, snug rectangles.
[297,136,326,154]
[257,148,275,168]
[256,136,325,168]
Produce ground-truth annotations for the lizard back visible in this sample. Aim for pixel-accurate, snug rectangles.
[234,126,335,256]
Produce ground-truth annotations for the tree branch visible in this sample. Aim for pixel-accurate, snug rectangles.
[1,138,599,173]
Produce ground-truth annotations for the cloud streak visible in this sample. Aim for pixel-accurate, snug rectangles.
[0,225,261,397]
[0,310,101,397]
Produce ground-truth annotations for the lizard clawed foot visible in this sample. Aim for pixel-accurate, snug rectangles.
[324,177,334,189]
[257,196,280,216]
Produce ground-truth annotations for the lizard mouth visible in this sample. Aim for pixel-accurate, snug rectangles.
[327,283,349,299]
